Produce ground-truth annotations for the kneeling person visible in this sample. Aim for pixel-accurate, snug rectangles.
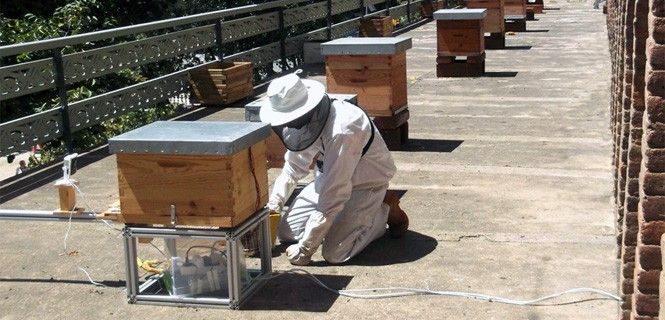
[260,70,409,266]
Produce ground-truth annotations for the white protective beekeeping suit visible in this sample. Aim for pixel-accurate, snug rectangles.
[269,99,396,265]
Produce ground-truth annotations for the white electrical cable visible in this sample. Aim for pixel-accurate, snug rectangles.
[272,269,620,305]
[77,267,106,287]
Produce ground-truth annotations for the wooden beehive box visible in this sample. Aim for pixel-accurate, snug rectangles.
[504,0,526,16]
[465,0,505,33]
[434,9,487,56]
[359,16,394,37]
[321,37,412,117]
[109,121,271,227]
[188,61,253,105]
[244,94,358,168]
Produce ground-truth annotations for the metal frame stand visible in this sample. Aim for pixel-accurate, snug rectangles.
[123,208,271,309]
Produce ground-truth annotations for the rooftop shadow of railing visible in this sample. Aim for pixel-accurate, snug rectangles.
[402,138,463,152]
[0,277,126,288]
[503,45,532,50]
[1,0,447,191]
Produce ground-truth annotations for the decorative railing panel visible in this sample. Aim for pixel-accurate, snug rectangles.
[0,59,55,100]
[62,25,217,85]
[68,74,191,131]
[222,12,280,42]
[284,2,328,26]
[0,109,63,155]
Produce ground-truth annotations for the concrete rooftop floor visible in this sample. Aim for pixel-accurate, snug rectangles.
[0,0,617,319]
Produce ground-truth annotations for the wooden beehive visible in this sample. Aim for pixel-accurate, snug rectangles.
[188,61,253,105]
[466,0,505,33]
[434,9,487,56]
[321,38,412,117]
[359,16,394,37]
[109,121,271,227]
[504,0,527,16]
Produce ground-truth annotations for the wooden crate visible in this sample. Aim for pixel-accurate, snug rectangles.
[466,0,505,33]
[188,61,253,105]
[359,16,394,37]
[436,19,485,56]
[325,53,407,116]
[504,0,526,16]
[116,142,268,227]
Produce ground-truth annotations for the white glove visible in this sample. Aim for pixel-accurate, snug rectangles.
[269,173,298,212]
[286,243,312,266]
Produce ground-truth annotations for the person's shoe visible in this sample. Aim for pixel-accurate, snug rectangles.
[384,190,409,238]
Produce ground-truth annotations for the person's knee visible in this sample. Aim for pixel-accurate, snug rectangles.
[321,246,351,264]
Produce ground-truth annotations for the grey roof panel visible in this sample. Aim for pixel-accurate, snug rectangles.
[109,121,271,155]
[320,37,412,55]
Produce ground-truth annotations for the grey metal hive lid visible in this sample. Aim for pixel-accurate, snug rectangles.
[434,8,487,20]
[108,121,271,155]
[320,37,412,56]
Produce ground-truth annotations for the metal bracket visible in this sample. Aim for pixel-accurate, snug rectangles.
[170,205,177,226]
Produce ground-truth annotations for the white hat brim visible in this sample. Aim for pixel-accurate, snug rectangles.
[260,79,326,126]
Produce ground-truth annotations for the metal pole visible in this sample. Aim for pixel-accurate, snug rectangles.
[52,49,73,154]
[0,209,100,222]
[360,0,365,17]
[407,0,412,23]
[214,20,224,63]
[278,8,287,71]
[326,0,333,40]
[386,0,391,16]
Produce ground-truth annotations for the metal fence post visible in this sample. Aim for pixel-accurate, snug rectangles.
[278,7,288,71]
[52,49,73,154]
[214,20,224,62]
[386,0,391,16]
[360,0,365,17]
[326,0,332,40]
[407,0,412,23]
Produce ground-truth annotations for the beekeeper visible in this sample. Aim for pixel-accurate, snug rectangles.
[260,70,409,266]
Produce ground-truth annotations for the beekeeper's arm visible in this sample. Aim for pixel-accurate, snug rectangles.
[286,127,368,265]
[267,148,318,212]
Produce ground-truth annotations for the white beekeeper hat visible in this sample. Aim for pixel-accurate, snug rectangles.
[260,70,326,126]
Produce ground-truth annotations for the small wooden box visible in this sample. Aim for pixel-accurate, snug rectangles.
[109,121,271,227]
[321,37,412,117]
[434,9,487,56]
[465,0,505,33]
[188,61,253,105]
[504,0,527,16]
[360,16,394,37]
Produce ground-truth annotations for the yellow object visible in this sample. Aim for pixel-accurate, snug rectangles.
[137,257,164,274]
[269,211,281,247]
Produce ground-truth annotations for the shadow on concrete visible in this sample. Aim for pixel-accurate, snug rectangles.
[343,230,438,266]
[243,273,353,312]
[484,71,519,78]
[403,138,463,152]
[521,29,550,33]
[0,277,126,288]
[504,45,532,50]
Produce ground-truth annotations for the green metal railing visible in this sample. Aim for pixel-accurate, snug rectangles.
[0,0,439,159]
